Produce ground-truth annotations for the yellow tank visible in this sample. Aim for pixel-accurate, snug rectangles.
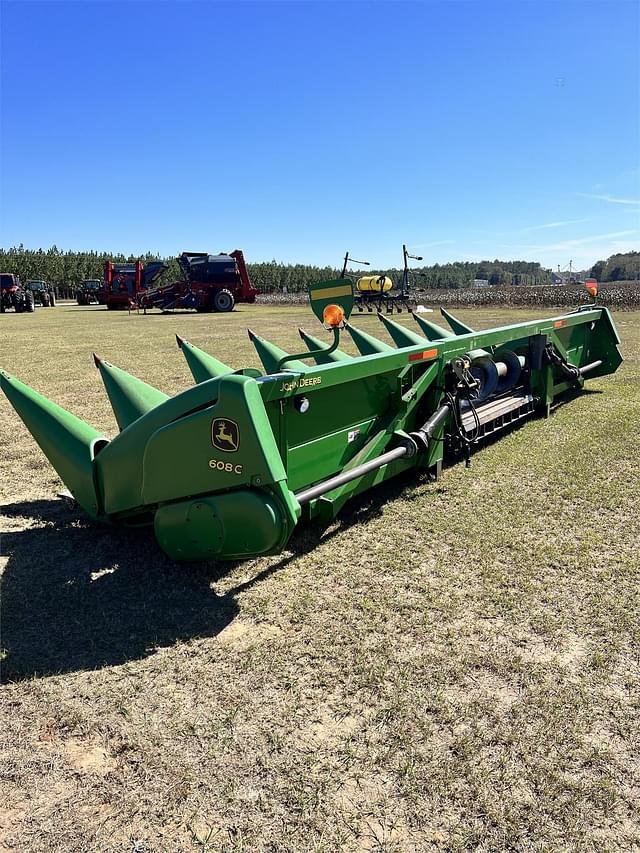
[356,275,393,293]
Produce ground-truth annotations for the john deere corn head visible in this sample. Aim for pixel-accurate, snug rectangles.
[0,280,621,561]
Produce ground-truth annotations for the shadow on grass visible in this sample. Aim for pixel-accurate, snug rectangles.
[0,470,424,683]
[551,386,603,411]
[0,390,594,683]
[0,500,236,682]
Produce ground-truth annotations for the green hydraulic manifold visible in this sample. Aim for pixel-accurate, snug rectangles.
[0,281,622,561]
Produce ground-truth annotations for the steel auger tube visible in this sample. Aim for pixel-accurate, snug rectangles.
[410,403,451,449]
[295,445,410,505]
[579,359,603,375]
[294,403,451,506]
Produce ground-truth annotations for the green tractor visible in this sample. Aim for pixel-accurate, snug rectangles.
[0,274,35,313]
[76,279,102,306]
[26,280,56,307]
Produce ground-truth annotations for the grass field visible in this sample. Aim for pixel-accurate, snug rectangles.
[1,304,639,852]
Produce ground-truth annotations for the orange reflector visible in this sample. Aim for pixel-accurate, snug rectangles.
[323,303,345,328]
[553,320,566,328]
[586,283,598,298]
[409,348,438,362]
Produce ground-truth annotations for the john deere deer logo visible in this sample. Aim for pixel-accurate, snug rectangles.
[211,418,239,452]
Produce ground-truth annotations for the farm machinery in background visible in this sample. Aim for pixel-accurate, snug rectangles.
[102,260,168,310]
[0,274,35,313]
[344,244,426,312]
[139,250,258,313]
[26,280,56,307]
[100,251,258,313]
[76,279,103,305]
[0,277,622,562]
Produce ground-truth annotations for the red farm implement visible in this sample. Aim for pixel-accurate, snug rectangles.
[139,250,258,313]
[102,260,168,310]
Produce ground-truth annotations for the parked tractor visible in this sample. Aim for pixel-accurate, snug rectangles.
[0,274,35,313]
[139,250,258,313]
[26,280,56,307]
[103,260,168,310]
[76,279,102,305]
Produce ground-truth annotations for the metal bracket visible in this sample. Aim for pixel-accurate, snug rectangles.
[544,343,582,386]
[276,327,341,371]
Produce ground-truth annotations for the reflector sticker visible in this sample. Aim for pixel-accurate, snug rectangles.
[408,348,438,362]
[310,284,354,301]
[553,320,566,328]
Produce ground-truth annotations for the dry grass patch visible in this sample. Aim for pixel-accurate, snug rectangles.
[1,304,639,851]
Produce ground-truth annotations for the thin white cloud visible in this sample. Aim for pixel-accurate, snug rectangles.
[525,229,637,252]
[578,193,640,206]
[454,231,639,270]
[521,218,590,233]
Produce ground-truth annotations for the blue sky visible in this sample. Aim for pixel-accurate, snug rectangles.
[1,0,639,270]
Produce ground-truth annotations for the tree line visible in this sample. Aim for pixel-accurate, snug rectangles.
[0,245,637,293]
[0,246,338,294]
[590,251,640,283]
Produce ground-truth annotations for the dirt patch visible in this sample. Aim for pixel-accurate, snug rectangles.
[62,738,117,776]
[294,704,364,749]
[216,619,283,648]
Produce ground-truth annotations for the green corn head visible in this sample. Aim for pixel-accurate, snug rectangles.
[0,281,622,561]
